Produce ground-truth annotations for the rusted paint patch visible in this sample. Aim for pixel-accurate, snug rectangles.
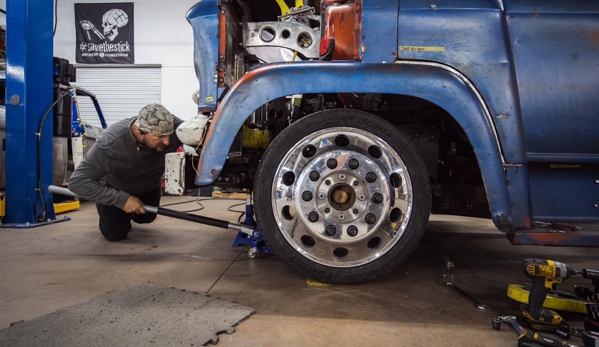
[323,0,362,60]
[496,214,515,233]
[591,30,599,47]
[217,8,227,87]
[508,231,599,247]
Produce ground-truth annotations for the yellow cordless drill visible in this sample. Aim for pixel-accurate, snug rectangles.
[522,258,578,337]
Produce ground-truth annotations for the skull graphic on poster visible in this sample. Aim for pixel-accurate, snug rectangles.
[102,9,129,41]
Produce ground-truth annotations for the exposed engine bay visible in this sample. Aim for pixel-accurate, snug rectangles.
[178,0,328,188]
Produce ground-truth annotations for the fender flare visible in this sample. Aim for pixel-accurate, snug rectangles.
[196,61,513,229]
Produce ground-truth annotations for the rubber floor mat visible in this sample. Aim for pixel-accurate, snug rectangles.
[0,283,254,346]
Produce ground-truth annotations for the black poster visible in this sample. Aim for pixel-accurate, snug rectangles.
[75,3,134,64]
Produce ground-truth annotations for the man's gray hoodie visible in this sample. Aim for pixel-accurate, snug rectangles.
[69,116,183,209]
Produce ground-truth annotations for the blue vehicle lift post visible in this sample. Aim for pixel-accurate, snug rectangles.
[3,0,65,226]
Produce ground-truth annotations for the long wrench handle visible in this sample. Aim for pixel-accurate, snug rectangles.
[48,185,253,235]
[451,284,489,310]
[145,205,230,230]
[139,205,254,235]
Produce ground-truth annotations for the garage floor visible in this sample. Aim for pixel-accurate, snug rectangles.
[1,196,597,347]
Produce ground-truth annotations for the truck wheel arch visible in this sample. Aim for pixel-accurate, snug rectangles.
[196,61,514,231]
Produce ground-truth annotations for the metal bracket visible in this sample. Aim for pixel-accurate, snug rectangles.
[278,6,316,20]
[243,21,320,59]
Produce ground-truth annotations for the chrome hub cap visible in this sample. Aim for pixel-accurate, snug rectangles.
[272,128,413,267]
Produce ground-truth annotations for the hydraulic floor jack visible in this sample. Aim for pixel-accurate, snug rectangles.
[228,194,272,258]
[49,185,273,258]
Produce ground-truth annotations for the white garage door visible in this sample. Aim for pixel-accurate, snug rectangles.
[72,65,162,128]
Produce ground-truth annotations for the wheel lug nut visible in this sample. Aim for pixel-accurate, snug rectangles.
[324,208,331,213]
[358,195,365,201]
[319,193,326,200]
[338,214,345,220]
[309,171,320,181]
[348,159,359,170]
[366,172,377,183]
[325,179,331,185]
[302,145,317,158]
[372,193,384,204]
[308,212,319,222]
[352,209,358,214]
[365,213,377,225]
[325,225,336,236]
[327,158,338,169]
[302,191,313,202]
[347,225,358,237]
[339,174,345,180]
[353,180,359,186]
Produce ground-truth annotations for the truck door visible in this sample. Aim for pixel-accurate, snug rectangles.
[504,0,599,162]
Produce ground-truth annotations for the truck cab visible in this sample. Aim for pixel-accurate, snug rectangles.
[180,0,599,283]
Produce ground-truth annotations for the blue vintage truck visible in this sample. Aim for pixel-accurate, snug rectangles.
[178,0,599,284]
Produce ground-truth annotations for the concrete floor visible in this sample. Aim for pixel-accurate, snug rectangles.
[1,196,598,347]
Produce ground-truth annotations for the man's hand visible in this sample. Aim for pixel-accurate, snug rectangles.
[123,196,146,214]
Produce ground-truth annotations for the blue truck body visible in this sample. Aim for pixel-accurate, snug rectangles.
[182,0,598,281]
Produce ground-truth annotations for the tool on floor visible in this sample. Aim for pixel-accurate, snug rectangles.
[585,314,599,341]
[521,258,578,337]
[583,331,599,347]
[584,269,599,284]
[581,269,599,298]
[586,306,599,332]
[493,315,582,347]
[509,284,589,315]
[443,256,489,310]
[586,317,599,333]
[574,268,599,333]
[48,185,272,257]
[576,285,599,333]
[508,266,599,321]
[574,286,597,306]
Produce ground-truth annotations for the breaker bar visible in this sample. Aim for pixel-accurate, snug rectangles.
[48,185,254,236]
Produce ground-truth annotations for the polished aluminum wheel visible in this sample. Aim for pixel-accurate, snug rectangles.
[271,127,413,267]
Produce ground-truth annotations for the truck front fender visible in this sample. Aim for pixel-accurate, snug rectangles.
[197,61,513,229]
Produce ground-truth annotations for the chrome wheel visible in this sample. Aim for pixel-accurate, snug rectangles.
[273,127,413,267]
[254,110,430,284]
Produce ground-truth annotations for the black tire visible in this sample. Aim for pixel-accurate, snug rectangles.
[254,109,430,284]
